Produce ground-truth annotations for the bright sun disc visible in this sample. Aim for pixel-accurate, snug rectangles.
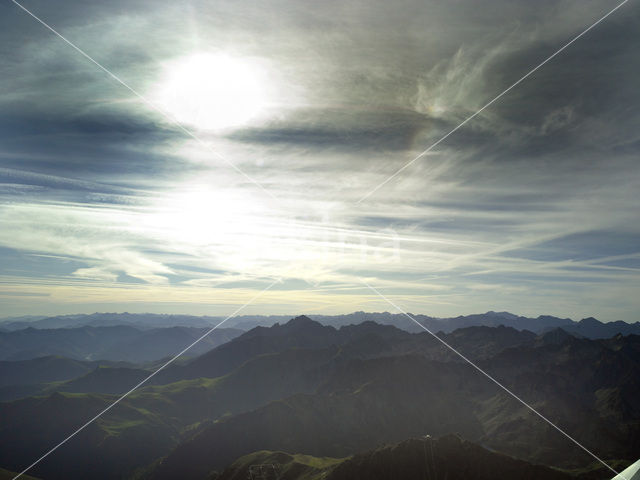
[156,53,268,130]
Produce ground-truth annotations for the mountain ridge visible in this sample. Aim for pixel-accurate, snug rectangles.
[0,325,243,362]
[3,311,638,339]
[2,318,639,480]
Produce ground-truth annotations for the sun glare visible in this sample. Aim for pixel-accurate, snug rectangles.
[155,53,268,130]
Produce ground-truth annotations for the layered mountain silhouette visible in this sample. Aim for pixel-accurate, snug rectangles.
[0,356,136,401]
[0,325,242,362]
[0,313,222,331]
[0,315,637,480]
[3,310,639,338]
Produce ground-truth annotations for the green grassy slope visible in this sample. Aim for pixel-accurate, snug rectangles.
[0,467,40,480]
[0,347,340,480]
[212,435,584,480]
[150,342,640,479]
[210,450,342,480]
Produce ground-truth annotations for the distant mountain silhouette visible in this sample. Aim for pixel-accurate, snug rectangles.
[0,325,242,362]
[0,356,127,388]
[3,311,638,339]
[0,313,221,330]
[562,317,640,339]
[0,356,133,401]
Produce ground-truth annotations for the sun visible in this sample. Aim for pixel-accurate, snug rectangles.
[155,53,268,130]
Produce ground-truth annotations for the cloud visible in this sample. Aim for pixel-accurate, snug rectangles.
[227,108,429,152]
[0,0,639,320]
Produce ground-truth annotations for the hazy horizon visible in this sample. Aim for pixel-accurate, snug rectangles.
[0,308,632,325]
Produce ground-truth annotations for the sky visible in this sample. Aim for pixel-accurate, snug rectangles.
[0,0,639,321]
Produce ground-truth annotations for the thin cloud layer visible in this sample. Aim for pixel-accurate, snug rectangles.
[0,0,638,320]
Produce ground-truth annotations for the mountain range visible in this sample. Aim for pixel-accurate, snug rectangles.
[3,311,639,339]
[0,325,243,362]
[0,315,637,480]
